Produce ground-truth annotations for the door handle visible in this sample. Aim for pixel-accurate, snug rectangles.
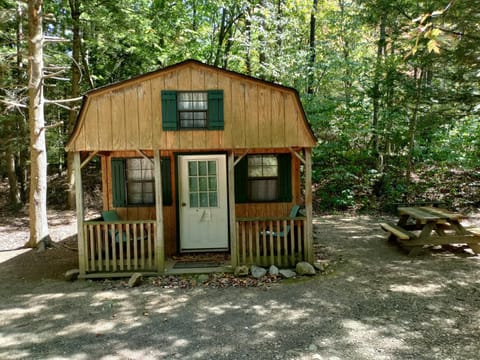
[181,202,187,207]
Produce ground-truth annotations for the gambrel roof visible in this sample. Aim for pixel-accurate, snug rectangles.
[66,60,316,152]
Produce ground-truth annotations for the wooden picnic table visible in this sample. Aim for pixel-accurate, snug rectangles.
[380,206,480,255]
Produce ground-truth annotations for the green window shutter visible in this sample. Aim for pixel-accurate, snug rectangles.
[111,159,126,207]
[161,90,177,130]
[277,154,292,202]
[161,157,172,206]
[208,90,224,130]
[234,156,248,203]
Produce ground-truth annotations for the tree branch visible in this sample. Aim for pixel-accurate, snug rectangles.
[43,36,69,43]
[40,121,64,132]
[0,98,28,109]
[43,69,67,79]
[44,96,83,104]
[433,25,480,40]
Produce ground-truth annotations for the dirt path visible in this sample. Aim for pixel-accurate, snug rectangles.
[1,213,480,359]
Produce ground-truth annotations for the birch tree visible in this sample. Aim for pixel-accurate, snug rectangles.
[26,0,49,247]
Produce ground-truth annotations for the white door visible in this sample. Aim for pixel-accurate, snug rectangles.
[178,154,229,251]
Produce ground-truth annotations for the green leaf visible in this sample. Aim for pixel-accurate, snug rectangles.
[427,39,440,54]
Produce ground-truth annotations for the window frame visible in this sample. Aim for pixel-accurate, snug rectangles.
[125,158,155,205]
[247,155,279,202]
[234,153,292,203]
[111,157,172,207]
[161,90,224,131]
[177,91,209,129]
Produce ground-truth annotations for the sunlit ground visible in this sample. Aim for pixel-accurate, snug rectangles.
[1,214,480,359]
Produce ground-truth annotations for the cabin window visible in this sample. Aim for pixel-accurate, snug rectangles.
[126,158,154,204]
[178,92,208,128]
[161,90,224,130]
[111,157,172,207]
[235,154,292,203]
[248,155,278,201]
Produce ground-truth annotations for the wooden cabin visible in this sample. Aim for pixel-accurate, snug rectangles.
[66,60,316,278]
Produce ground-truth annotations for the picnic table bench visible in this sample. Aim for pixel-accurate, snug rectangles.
[381,206,480,255]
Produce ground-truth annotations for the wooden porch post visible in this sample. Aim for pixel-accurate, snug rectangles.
[154,150,165,273]
[74,152,86,276]
[305,148,314,263]
[228,151,238,267]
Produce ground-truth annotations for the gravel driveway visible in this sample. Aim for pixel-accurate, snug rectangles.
[1,214,480,359]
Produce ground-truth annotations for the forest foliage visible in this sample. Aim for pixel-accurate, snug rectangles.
[1,0,479,212]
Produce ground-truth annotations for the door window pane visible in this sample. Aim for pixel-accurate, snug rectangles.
[189,177,198,191]
[209,192,218,207]
[187,159,219,208]
[208,176,217,191]
[190,193,199,208]
[198,161,207,176]
[199,177,208,191]
[188,161,197,176]
[208,161,216,175]
[199,192,209,207]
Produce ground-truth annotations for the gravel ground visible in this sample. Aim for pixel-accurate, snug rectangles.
[1,213,480,359]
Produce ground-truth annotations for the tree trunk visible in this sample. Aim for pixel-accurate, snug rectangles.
[16,2,29,204]
[6,3,25,208]
[371,16,386,161]
[338,0,352,107]
[406,67,423,200]
[26,0,49,248]
[213,7,228,67]
[6,144,21,207]
[192,0,197,31]
[245,5,252,76]
[257,1,267,79]
[66,0,82,210]
[275,0,284,56]
[308,0,319,94]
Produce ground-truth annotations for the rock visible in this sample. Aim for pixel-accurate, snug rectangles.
[234,265,250,276]
[279,269,296,279]
[197,274,209,283]
[64,269,80,281]
[250,265,267,278]
[296,262,316,275]
[36,235,55,253]
[313,260,330,272]
[269,265,279,276]
[128,272,143,287]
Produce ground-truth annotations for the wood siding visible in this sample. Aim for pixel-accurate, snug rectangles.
[100,149,302,256]
[67,61,315,152]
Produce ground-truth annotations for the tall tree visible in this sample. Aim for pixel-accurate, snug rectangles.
[308,0,319,94]
[27,0,49,247]
[66,0,83,209]
[0,0,28,207]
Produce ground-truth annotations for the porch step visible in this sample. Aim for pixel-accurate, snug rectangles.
[173,261,223,269]
[165,265,234,275]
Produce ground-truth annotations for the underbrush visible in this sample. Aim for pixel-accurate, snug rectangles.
[314,164,480,214]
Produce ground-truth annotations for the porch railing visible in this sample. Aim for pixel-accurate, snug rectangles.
[236,217,307,267]
[82,220,156,273]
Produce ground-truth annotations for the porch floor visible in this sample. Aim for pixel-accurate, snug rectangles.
[78,252,233,278]
[164,252,233,275]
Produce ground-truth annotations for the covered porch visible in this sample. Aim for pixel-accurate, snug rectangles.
[74,149,313,279]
